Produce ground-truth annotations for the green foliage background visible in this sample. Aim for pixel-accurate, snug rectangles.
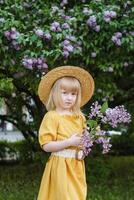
[0,0,134,140]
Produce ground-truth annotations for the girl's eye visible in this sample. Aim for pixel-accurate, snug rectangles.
[62,91,67,94]
[72,93,77,96]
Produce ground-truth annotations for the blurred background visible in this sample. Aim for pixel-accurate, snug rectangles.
[0,0,134,200]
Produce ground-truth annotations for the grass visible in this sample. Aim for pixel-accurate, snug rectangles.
[0,156,134,200]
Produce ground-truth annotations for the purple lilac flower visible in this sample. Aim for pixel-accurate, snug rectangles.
[94,25,100,32]
[80,129,94,156]
[102,137,112,154]
[22,57,48,70]
[44,32,51,41]
[102,105,131,128]
[103,143,112,154]
[83,8,93,15]
[35,29,51,41]
[4,28,21,50]
[61,39,73,58]
[10,28,20,39]
[87,15,100,32]
[115,32,122,38]
[60,0,68,7]
[112,32,122,46]
[11,40,21,50]
[62,23,70,29]
[66,35,76,42]
[80,128,112,156]
[4,28,20,40]
[87,15,97,28]
[95,134,112,154]
[64,44,74,52]
[104,17,111,23]
[62,50,69,59]
[35,29,44,38]
[50,22,61,32]
[110,11,117,18]
[103,10,117,22]
[63,40,70,46]
[62,15,72,20]
[89,101,102,118]
[62,36,82,58]
[95,136,106,144]
[4,31,11,40]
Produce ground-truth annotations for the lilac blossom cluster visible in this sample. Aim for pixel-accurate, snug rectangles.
[89,101,131,128]
[103,10,117,22]
[61,36,82,58]
[80,128,112,156]
[83,8,93,15]
[22,57,48,70]
[79,101,131,157]
[80,129,93,156]
[89,101,103,118]
[4,28,21,50]
[95,130,112,154]
[112,32,122,46]
[50,21,62,32]
[102,105,131,128]
[35,29,51,41]
[60,0,68,7]
[87,15,100,32]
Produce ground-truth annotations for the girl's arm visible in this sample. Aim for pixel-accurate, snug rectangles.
[43,134,81,152]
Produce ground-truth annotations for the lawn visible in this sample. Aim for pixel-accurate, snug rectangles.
[0,156,134,200]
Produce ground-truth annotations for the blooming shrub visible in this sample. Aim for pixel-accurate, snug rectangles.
[0,0,133,139]
[0,1,133,70]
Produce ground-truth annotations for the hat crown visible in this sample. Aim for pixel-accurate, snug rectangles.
[38,66,95,107]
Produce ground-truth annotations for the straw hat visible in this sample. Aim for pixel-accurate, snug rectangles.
[38,66,94,107]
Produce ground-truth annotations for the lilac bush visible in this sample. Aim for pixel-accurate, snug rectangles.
[1,0,134,73]
[0,0,133,141]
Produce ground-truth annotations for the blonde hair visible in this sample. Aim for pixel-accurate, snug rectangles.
[46,76,82,114]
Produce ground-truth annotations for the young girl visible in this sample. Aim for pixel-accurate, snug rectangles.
[37,66,94,200]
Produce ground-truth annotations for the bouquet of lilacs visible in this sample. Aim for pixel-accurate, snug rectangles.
[76,101,131,160]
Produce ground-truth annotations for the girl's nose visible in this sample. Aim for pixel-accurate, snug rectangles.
[67,93,72,99]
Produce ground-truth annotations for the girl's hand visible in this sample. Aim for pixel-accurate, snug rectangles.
[67,134,81,147]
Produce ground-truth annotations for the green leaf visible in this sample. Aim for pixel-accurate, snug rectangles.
[86,119,97,129]
[101,101,108,113]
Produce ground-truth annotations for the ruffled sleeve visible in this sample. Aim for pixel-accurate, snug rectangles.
[38,111,59,148]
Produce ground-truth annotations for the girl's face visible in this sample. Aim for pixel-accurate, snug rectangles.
[59,88,77,111]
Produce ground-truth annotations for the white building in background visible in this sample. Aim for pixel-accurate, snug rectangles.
[0,100,33,132]
[0,102,14,131]
[0,102,32,142]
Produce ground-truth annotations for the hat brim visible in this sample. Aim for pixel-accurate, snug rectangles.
[38,66,95,107]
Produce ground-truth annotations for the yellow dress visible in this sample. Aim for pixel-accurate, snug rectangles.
[37,110,87,200]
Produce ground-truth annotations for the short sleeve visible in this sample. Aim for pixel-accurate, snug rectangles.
[38,111,59,148]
